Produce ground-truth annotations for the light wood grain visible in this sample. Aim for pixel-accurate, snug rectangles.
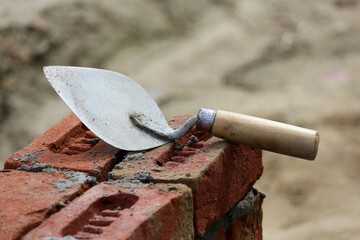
[212,110,319,160]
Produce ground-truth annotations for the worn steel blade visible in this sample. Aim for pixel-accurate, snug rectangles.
[43,66,173,151]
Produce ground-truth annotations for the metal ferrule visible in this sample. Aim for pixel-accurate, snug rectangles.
[196,108,217,133]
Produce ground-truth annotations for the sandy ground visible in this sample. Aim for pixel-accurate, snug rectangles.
[1,0,360,239]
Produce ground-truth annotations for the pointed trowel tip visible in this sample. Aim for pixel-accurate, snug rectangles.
[43,66,70,81]
[43,66,52,80]
[43,65,56,72]
[43,65,60,72]
[43,65,56,78]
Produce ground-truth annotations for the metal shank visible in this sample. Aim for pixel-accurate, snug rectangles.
[129,113,198,140]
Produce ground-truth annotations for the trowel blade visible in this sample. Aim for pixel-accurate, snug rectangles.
[43,66,173,151]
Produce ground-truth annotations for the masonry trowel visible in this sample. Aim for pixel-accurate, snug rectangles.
[44,66,319,160]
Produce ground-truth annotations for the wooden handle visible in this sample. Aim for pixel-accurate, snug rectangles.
[211,110,319,160]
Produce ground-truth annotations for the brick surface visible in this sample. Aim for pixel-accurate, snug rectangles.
[111,116,263,236]
[24,183,194,240]
[0,170,91,240]
[4,113,122,181]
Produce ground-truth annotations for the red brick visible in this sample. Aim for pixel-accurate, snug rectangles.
[0,170,91,240]
[111,116,263,236]
[4,113,121,181]
[24,183,194,240]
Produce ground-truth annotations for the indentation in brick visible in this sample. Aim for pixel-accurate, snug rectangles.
[47,121,100,155]
[24,183,194,240]
[63,193,139,238]
[169,130,210,165]
[4,113,123,181]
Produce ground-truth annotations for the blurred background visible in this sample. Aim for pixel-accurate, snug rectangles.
[1,0,360,239]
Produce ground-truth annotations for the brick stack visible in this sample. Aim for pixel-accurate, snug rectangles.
[1,114,264,240]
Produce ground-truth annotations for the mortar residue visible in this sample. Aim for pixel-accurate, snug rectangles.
[187,135,199,146]
[16,163,97,192]
[197,188,264,240]
[107,178,151,189]
[13,153,37,162]
[134,172,153,183]
[123,152,145,162]
[107,172,154,188]
[54,171,97,192]
[13,150,45,165]
[17,164,51,172]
